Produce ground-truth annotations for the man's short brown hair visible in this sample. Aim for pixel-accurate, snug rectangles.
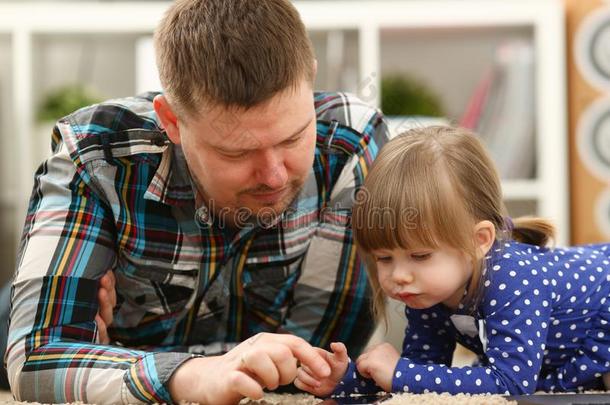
[154,0,316,118]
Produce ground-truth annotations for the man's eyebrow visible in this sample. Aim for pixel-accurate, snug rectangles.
[215,116,314,153]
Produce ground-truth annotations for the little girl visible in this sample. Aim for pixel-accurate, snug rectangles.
[294,126,610,396]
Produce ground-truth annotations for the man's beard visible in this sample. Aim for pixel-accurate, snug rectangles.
[194,176,306,229]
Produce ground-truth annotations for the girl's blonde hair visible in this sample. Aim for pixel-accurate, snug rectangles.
[353,126,555,323]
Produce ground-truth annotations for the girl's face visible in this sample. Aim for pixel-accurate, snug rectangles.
[371,244,473,310]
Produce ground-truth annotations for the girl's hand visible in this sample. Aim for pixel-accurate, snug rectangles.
[294,342,349,397]
[355,342,400,392]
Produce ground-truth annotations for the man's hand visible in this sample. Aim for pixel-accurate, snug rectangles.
[168,332,331,405]
[94,271,116,344]
[294,342,349,398]
[355,342,400,392]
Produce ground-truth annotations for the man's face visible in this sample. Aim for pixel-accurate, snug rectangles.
[177,79,317,226]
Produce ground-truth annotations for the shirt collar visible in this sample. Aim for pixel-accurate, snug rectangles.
[144,142,196,206]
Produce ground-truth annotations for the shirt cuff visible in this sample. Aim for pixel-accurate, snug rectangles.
[124,351,197,404]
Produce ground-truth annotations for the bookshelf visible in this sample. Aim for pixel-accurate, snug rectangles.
[0,1,568,289]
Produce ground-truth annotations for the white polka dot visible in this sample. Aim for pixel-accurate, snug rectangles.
[476,378,482,386]
[415,374,421,381]
[509,271,517,277]
[499,283,506,290]
[396,371,402,378]
[455,379,461,386]
[435,377,441,384]
[513,365,520,372]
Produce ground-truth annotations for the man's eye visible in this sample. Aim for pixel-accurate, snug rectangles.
[282,136,300,146]
[222,151,248,159]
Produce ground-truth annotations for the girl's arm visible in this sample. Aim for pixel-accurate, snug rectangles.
[390,263,552,395]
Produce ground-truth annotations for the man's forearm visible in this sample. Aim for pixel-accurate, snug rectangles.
[7,335,194,404]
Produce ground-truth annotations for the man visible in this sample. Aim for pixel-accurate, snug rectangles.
[6,0,389,403]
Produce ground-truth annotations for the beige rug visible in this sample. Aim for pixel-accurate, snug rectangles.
[0,390,516,405]
[9,390,610,405]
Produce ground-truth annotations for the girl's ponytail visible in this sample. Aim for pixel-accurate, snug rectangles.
[510,216,556,247]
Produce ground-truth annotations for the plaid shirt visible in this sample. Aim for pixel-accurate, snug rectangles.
[7,91,389,404]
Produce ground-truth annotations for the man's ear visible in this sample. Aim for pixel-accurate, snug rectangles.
[153,94,181,145]
[474,220,496,259]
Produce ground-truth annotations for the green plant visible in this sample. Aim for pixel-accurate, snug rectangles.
[381,74,444,117]
[37,85,103,122]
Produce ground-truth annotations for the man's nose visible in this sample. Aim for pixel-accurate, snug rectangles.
[255,149,288,189]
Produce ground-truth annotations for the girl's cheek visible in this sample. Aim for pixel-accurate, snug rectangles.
[377,275,394,296]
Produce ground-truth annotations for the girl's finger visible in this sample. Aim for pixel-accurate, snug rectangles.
[355,356,371,379]
[294,377,320,395]
[330,342,348,363]
[295,367,321,388]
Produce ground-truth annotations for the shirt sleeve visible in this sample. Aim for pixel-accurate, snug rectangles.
[6,138,193,404]
[283,98,390,354]
[331,359,381,397]
[538,345,610,392]
[392,260,552,395]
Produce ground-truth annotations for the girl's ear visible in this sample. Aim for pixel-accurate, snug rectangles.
[153,94,181,145]
[474,220,496,259]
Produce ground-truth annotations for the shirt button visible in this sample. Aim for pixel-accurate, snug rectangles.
[151,136,167,146]
[195,206,212,227]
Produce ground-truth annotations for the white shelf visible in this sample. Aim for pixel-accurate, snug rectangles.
[503,179,541,201]
[0,0,569,246]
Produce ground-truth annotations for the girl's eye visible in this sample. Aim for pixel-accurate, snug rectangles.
[374,256,392,263]
[411,253,432,261]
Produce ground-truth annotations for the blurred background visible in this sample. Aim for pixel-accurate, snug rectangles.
[0,0,609,360]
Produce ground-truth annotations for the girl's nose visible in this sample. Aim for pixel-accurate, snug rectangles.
[392,265,414,285]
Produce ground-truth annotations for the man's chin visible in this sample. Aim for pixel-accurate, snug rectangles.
[248,187,301,219]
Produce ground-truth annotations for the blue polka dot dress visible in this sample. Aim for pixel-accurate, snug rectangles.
[333,240,610,396]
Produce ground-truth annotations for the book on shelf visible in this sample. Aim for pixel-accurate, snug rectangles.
[460,40,536,180]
